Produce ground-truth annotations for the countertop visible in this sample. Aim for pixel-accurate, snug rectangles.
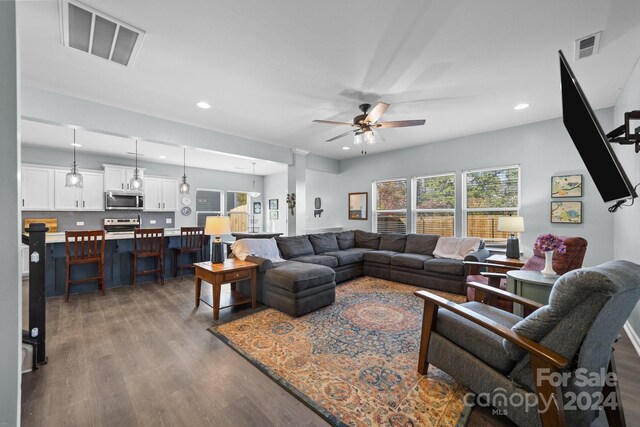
[23,228,182,244]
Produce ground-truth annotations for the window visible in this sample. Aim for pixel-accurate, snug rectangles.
[195,188,222,227]
[373,178,407,233]
[463,166,520,241]
[412,173,455,237]
[226,191,249,232]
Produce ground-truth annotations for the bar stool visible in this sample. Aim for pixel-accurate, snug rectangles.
[171,226,205,281]
[65,230,106,302]
[132,228,165,287]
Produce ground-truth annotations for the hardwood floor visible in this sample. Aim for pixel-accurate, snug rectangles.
[21,277,640,426]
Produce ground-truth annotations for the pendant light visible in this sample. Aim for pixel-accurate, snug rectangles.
[130,139,144,190]
[65,129,83,188]
[249,162,261,198]
[179,148,190,194]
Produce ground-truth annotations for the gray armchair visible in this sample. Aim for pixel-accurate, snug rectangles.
[415,260,640,426]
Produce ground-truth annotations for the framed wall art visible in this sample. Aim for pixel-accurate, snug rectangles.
[551,174,583,198]
[253,202,262,215]
[551,201,582,224]
[348,192,368,220]
[269,199,278,210]
[269,211,278,220]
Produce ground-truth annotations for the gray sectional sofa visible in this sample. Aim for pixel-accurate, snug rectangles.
[237,230,490,317]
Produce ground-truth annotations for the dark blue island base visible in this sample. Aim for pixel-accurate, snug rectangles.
[44,236,210,297]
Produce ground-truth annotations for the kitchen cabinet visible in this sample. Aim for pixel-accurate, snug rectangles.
[21,165,54,210]
[144,176,178,211]
[104,165,144,191]
[54,169,104,211]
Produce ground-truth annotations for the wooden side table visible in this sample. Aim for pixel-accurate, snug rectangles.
[486,254,528,272]
[194,259,258,321]
[506,270,557,316]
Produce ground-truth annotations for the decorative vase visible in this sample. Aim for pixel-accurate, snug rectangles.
[541,251,556,276]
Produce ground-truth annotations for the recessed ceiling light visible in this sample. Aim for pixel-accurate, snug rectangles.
[514,103,530,110]
[71,143,82,147]
[196,101,211,109]
[342,146,350,150]
[159,155,167,159]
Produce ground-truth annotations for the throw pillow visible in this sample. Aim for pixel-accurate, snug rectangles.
[336,231,355,250]
[309,233,339,253]
[230,238,284,262]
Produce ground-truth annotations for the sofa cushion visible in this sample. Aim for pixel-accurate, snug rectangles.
[289,254,338,269]
[336,231,356,250]
[436,301,520,373]
[363,250,398,265]
[266,261,335,293]
[390,253,433,270]
[275,235,314,259]
[379,233,407,252]
[424,258,465,275]
[324,248,372,266]
[355,230,381,249]
[405,234,439,255]
[308,233,339,254]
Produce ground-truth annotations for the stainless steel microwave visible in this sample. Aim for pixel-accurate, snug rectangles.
[105,191,144,210]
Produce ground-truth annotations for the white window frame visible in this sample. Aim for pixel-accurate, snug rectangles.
[411,172,456,236]
[195,187,224,227]
[372,177,408,233]
[462,165,521,239]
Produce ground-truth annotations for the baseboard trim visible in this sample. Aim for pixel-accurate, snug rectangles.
[623,321,640,357]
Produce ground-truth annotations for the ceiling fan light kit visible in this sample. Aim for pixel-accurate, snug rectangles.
[313,102,425,155]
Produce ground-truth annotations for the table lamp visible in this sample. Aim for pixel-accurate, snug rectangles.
[497,216,525,259]
[205,216,231,263]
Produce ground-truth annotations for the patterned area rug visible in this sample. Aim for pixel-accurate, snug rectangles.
[210,277,472,427]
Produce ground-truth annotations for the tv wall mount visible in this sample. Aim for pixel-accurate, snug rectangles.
[607,110,640,153]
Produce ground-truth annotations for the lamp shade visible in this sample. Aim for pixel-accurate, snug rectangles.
[205,216,231,236]
[497,216,525,233]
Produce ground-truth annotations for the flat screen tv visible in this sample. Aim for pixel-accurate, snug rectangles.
[559,50,637,203]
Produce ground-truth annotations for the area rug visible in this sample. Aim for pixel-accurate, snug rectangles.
[210,277,473,427]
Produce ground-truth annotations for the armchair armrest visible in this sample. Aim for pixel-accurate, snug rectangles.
[467,281,544,311]
[414,290,569,369]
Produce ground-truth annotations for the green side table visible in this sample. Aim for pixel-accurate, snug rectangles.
[506,270,558,316]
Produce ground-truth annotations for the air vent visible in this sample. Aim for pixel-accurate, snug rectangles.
[59,0,145,67]
[575,31,602,60]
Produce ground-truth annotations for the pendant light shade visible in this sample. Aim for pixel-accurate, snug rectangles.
[65,129,83,188]
[249,162,261,198]
[179,148,190,195]
[130,139,144,190]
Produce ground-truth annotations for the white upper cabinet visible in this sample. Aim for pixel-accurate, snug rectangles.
[104,165,144,191]
[144,176,178,211]
[53,169,104,211]
[21,165,54,210]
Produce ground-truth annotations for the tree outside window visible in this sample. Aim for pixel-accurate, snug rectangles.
[373,179,407,233]
[413,174,455,236]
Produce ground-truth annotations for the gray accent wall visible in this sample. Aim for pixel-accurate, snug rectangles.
[612,56,640,341]
[0,1,21,425]
[21,145,264,229]
[305,109,617,267]
[263,171,287,235]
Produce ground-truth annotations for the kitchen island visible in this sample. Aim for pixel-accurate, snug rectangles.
[24,229,210,297]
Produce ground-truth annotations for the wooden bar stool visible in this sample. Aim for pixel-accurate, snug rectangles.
[132,228,165,287]
[171,226,205,281]
[65,230,106,302]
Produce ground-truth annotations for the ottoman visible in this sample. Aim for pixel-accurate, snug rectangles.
[263,261,336,317]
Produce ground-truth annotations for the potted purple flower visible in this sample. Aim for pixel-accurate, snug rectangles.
[534,234,567,276]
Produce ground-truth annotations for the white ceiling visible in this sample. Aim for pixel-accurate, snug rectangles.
[20,120,288,176]
[16,0,640,160]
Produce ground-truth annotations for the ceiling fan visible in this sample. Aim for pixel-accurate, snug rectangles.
[313,102,426,154]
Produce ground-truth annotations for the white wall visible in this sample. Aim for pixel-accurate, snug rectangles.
[263,171,287,235]
[612,56,640,339]
[304,169,343,232]
[306,109,617,267]
[0,1,21,425]
[21,145,265,229]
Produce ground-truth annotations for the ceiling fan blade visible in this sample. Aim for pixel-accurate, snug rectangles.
[312,120,355,126]
[376,119,426,128]
[364,102,390,124]
[325,129,356,142]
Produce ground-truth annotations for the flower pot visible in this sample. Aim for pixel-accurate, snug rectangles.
[541,251,556,276]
